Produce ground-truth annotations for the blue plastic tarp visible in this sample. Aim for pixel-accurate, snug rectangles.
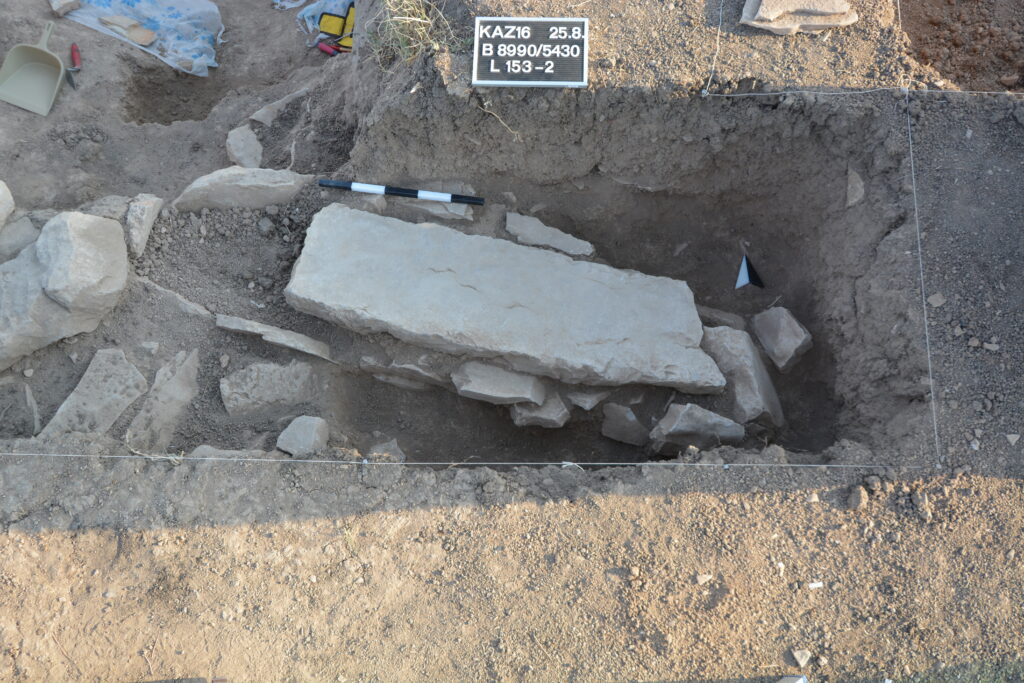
[67,0,224,76]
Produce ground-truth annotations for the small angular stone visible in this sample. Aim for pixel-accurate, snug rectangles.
[846,167,865,207]
[125,194,164,258]
[566,387,612,410]
[750,307,813,372]
[226,126,263,168]
[277,416,329,456]
[78,195,130,222]
[791,648,813,668]
[848,485,868,510]
[696,305,746,331]
[505,212,594,256]
[452,362,546,406]
[510,392,571,428]
[650,403,744,449]
[601,403,649,446]
[48,0,80,17]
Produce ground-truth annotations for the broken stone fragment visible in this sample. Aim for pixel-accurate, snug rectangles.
[701,326,785,427]
[600,403,649,446]
[510,392,571,428]
[219,360,316,417]
[360,353,450,388]
[0,180,14,225]
[0,379,40,437]
[276,415,329,457]
[791,648,813,668]
[226,125,263,168]
[846,167,865,207]
[138,277,213,318]
[451,361,546,405]
[566,387,612,411]
[847,485,869,510]
[387,361,448,387]
[48,0,80,17]
[216,314,333,362]
[373,374,431,391]
[286,206,725,392]
[0,216,40,263]
[754,0,849,21]
[250,88,310,127]
[505,212,594,256]
[750,307,813,372]
[173,167,313,211]
[126,350,200,453]
[696,305,746,331]
[0,212,128,371]
[77,195,130,222]
[40,349,148,438]
[740,0,857,34]
[405,183,475,221]
[189,445,267,459]
[650,403,744,449]
[125,193,164,258]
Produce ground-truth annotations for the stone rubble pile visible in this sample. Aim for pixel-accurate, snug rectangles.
[1,161,821,459]
[280,204,817,452]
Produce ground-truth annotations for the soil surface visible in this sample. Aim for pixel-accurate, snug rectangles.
[1,0,1023,679]
[902,0,1024,92]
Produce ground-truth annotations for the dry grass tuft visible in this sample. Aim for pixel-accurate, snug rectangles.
[369,0,459,67]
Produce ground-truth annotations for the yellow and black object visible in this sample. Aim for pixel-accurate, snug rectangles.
[318,4,356,52]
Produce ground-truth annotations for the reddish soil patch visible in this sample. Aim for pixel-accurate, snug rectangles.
[903,0,1024,91]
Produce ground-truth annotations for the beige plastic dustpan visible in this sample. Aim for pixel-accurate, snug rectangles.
[0,22,65,116]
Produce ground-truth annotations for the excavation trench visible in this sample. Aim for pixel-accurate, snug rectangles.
[3,65,931,468]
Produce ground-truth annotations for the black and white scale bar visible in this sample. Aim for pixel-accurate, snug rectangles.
[318,179,485,206]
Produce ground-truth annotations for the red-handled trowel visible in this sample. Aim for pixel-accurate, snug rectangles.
[65,43,80,89]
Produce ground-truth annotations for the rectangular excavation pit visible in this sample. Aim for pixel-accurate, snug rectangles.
[305,89,934,466]
[0,92,935,470]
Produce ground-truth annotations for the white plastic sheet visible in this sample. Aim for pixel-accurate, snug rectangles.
[67,0,224,76]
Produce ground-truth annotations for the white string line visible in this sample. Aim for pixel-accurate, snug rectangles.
[706,87,896,98]
[0,451,923,469]
[705,87,1023,98]
[902,90,943,465]
[702,0,727,96]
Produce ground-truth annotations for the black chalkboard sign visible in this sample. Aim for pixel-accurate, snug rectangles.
[472,17,589,88]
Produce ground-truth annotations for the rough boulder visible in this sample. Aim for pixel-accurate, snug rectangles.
[0,212,128,371]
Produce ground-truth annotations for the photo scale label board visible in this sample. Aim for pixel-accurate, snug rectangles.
[472,17,589,88]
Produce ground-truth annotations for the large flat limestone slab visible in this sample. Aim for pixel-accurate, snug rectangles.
[286,206,725,392]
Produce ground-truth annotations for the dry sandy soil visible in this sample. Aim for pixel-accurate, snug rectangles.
[1,0,1023,679]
